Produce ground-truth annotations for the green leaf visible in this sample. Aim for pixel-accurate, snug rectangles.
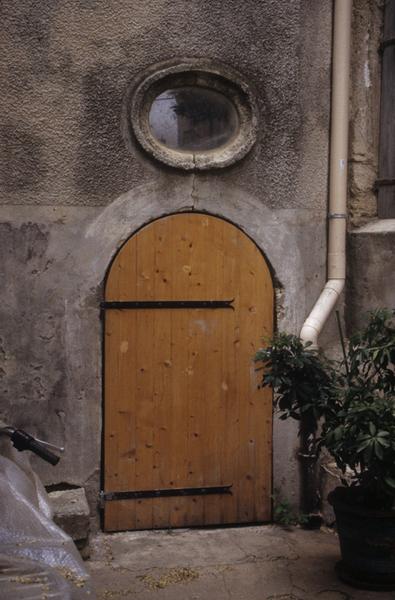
[334,427,343,441]
[357,440,371,453]
[376,437,390,447]
[374,442,384,460]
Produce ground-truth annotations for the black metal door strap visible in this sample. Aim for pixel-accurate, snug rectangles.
[101,300,234,310]
[101,484,232,503]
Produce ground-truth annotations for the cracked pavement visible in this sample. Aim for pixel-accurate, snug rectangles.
[87,525,390,599]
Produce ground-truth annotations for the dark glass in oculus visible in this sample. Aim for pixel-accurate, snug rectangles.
[148,87,239,152]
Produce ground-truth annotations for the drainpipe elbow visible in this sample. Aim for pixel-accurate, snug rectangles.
[299,322,320,350]
[300,279,345,349]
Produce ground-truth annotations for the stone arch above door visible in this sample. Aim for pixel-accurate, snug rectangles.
[71,179,304,512]
[83,178,303,320]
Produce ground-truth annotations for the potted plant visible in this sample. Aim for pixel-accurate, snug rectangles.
[255,309,395,590]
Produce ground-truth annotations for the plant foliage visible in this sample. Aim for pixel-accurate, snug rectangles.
[271,490,308,527]
[255,309,395,508]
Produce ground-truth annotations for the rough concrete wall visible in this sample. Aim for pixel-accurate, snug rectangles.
[0,0,333,519]
[349,0,383,226]
[0,206,102,506]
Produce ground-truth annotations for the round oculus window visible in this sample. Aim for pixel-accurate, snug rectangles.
[148,87,239,153]
[129,61,258,170]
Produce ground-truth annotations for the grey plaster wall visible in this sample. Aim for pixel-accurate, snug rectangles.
[0,0,331,209]
[0,0,333,519]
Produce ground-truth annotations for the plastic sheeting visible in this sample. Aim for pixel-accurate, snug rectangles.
[0,554,74,599]
[0,455,95,599]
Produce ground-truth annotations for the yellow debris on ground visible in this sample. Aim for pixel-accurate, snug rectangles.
[137,567,200,589]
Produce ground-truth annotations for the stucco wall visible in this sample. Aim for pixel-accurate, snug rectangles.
[0,0,333,519]
[0,0,331,210]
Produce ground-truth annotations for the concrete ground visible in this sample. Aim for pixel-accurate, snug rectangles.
[87,525,391,600]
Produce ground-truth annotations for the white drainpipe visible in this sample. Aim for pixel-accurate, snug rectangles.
[300,0,353,347]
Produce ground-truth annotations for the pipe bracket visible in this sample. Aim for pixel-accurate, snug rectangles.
[374,178,395,190]
[380,37,395,53]
[328,213,346,219]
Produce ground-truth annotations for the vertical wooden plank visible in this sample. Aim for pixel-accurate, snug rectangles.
[201,216,225,525]
[151,219,174,527]
[252,256,273,522]
[238,235,273,522]
[105,230,139,530]
[168,215,197,526]
[183,216,208,526]
[104,309,137,531]
[133,225,156,529]
[220,224,240,525]
[233,228,254,523]
[184,311,205,526]
[105,235,138,301]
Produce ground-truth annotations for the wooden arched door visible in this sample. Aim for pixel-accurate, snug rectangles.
[103,213,273,531]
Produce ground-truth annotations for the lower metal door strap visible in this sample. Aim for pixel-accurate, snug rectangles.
[100,484,232,503]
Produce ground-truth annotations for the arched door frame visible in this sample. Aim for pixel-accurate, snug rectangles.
[101,211,274,530]
[70,180,304,519]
